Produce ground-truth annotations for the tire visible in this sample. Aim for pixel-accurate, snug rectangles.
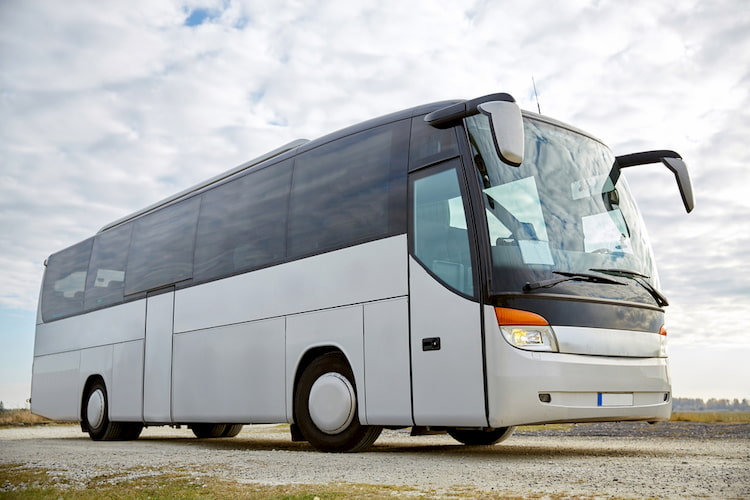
[221,424,243,437]
[120,422,144,440]
[294,352,382,452]
[190,423,227,438]
[83,380,142,441]
[447,426,516,446]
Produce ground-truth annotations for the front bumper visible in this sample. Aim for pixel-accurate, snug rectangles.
[485,322,672,428]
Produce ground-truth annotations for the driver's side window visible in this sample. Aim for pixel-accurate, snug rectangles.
[411,161,474,297]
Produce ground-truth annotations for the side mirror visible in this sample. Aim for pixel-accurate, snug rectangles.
[477,101,525,167]
[661,157,695,213]
[615,150,695,213]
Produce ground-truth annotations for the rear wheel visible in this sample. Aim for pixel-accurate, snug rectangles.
[221,424,243,437]
[294,352,382,452]
[190,423,228,438]
[447,426,515,446]
[83,380,143,441]
[120,423,144,440]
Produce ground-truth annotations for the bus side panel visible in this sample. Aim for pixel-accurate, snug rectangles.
[34,301,146,357]
[172,318,286,422]
[363,297,412,425]
[79,344,113,411]
[32,301,145,422]
[31,350,80,420]
[286,305,365,424]
[110,340,144,421]
[173,235,408,333]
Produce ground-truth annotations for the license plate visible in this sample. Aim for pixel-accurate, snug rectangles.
[597,393,634,406]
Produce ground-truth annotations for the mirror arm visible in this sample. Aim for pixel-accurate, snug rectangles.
[615,150,695,213]
[616,150,681,168]
[424,93,516,128]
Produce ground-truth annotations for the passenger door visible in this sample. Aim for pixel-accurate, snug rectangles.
[409,159,487,427]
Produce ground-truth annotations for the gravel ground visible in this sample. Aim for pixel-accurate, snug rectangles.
[1,422,749,498]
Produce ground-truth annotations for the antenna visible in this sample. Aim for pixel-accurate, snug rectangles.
[532,76,541,114]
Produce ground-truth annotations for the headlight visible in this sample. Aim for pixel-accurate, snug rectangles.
[495,307,559,352]
[500,325,559,352]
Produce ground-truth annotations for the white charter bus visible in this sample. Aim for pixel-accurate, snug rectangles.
[31,93,694,452]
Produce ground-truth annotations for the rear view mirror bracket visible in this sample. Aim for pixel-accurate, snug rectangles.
[615,150,695,213]
[424,93,525,167]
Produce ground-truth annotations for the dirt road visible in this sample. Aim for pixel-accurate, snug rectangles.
[2,422,749,498]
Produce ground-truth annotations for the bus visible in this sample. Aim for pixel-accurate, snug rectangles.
[31,92,694,452]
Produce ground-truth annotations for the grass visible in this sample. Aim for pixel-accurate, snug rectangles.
[0,409,76,428]
[0,410,51,427]
[0,464,550,500]
[670,411,750,423]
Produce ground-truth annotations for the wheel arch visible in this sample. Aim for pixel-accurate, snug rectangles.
[292,346,349,403]
[291,345,364,422]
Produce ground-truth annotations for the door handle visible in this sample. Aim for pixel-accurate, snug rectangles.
[422,337,441,351]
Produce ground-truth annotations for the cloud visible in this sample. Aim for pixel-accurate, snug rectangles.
[1,0,749,360]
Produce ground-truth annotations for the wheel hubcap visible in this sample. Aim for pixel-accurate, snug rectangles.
[87,388,105,430]
[308,372,356,434]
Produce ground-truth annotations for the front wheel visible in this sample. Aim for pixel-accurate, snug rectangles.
[447,426,516,446]
[294,352,382,452]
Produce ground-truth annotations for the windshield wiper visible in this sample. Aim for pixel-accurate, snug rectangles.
[589,268,669,307]
[523,271,627,292]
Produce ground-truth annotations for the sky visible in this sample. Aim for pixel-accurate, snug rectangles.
[1,0,748,408]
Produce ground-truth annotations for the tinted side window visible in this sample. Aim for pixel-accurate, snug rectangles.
[409,116,459,170]
[125,197,200,295]
[194,160,292,282]
[288,120,409,257]
[85,223,132,311]
[41,238,93,321]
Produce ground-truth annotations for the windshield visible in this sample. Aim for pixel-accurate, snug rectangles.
[466,113,660,302]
